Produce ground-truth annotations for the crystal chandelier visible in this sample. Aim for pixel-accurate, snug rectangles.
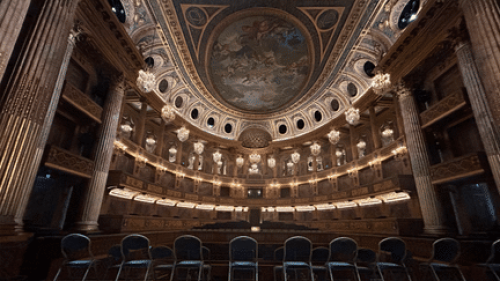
[382,127,394,138]
[161,104,176,124]
[236,155,244,168]
[327,129,340,145]
[310,142,321,156]
[371,72,391,95]
[137,69,156,93]
[249,163,259,175]
[168,147,177,162]
[249,153,261,164]
[176,126,190,142]
[267,156,276,169]
[213,150,222,163]
[356,140,367,150]
[345,107,360,125]
[193,141,204,155]
[291,150,300,164]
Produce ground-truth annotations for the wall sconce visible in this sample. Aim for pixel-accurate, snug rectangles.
[168,146,177,162]
[213,150,222,163]
[236,155,244,168]
[310,142,321,156]
[135,154,148,168]
[249,153,261,164]
[345,107,360,126]
[161,104,176,124]
[114,141,127,154]
[176,126,190,142]
[267,156,276,169]
[194,141,204,155]
[347,167,357,178]
[371,72,391,95]
[291,151,301,164]
[328,129,340,145]
[137,69,156,93]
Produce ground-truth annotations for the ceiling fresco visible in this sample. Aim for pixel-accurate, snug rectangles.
[161,0,355,114]
[209,14,310,112]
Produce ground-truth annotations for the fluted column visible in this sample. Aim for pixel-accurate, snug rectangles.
[0,0,80,235]
[369,105,381,149]
[135,99,147,146]
[397,84,447,235]
[461,0,500,131]
[0,0,31,82]
[455,40,500,193]
[14,28,81,229]
[74,76,125,231]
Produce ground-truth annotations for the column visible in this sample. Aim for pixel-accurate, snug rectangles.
[349,125,358,160]
[461,0,500,131]
[134,98,147,145]
[369,105,382,149]
[455,40,500,193]
[155,119,165,156]
[397,83,447,235]
[0,0,31,82]
[74,76,125,231]
[0,0,80,235]
[15,28,81,229]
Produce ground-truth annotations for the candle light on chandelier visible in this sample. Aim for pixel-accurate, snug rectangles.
[345,107,360,126]
[327,129,340,144]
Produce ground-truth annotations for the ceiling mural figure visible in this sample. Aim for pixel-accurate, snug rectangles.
[209,15,310,112]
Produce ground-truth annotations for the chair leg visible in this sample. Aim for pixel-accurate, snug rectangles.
[403,265,413,281]
[81,264,92,281]
[53,265,63,281]
[169,266,176,281]
[353,266,362,281]
[309,267,315,281]
[455,265,467,281]
[328,267,335,281]
[490,266,500,281]
[377,265,386,281]
[115,263,124,281]
[283,266,287,281]
[430,265,440,281]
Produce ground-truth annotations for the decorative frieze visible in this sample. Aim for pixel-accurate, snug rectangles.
[420,90,466,128]
[61,82,103,123]
[44,146,94,178]
[430,153,485,184]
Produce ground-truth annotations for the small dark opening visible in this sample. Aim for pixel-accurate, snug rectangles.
[108,0,126,23]
[398,0,420,29]
[159,79,169,93]
[297,119,305,130]
[145,57,154,68]
[191,108,199,119]
[364,61,376,77]
[224,123,232,134]
[314,111,322,122]
[279,125,287,134]
[331,99,340,111]
[347,83,358,97]
[175,96,183,108]
[207,117,215,127]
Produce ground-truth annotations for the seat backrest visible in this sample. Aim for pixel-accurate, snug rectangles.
[174,235,202,262]
[202,246,211,261]
[230,236,258,262]
[357,248,376,264]
[274,246,284,262]
[432,238,460,263]
[284,236,312,263]
[329,237,358,263]
[311,247,329,265]
[121,234,151,261]
[61,233,92,261]
[152,246,174,261]
[108,244,122,262]
[487,239,500,264]
[379,237,406,263]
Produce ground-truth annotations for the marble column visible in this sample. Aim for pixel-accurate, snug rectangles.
[0,0,80,235]
[461,0,500,131]
[74,76,125,231]
[455,40,500,193]
[15,28,81,229]
[0,0,31,82]
[369,105,381,149]
[397,83,447,235]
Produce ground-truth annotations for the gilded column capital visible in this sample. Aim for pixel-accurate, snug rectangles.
[68,22,82,46]
[394,80,412,97]
[110,74,127,92]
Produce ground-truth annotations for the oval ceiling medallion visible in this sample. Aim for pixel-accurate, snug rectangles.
[209,11,311,112]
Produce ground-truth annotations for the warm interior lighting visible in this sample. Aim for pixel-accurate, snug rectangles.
[345,107,360,125]
[161,104,176,123]
[291,151,301,164]
[335,201,357,209]
[267,156,276,168]
[251,226,261,232]
[196,204,215,210]
[295,206,315,212]
[310,142,321,156]
[315,204,336,210]
[194,141,204,155]
[177,202,196,208]
[249,153,261,163]
[236,155,244,168]
[156,199,177,206]
[276,206,295,212]
[377,191,411,203]
[215,205,234,212]
[137,69,156,93]
[327,129,340,144]
[355,197,382,206]
[176,126,190,142]
[213,150,222,163]
[134,194,158,204]
[109,188,139,200]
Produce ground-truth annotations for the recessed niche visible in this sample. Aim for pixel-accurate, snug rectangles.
[174,96,183,108]
[224,123,232,134]
[314,111,322,122]
[364,61,376,78]
[279,125,287,134]
[159,79,169,93]
[297,119,305,130]
[331,99,340,111]
[191,108,198,119]
[207,117,215,127]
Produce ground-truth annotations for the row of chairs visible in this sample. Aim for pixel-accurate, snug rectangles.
[53,233,500,281]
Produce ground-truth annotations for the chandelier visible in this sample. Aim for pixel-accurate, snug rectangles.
[291,150,300,164]
[345,107,360,125]
[327,129,340,145]
[310,142,321,156]
[249,153,261,164]
[176,126,190,142]
[161,104,176,124]
[356,140,367,150]
[236,155,244,168]
[137,69,156,93]
[382,127,394,138]
[267,156,276,169]
[213,150,222,163]
[371,72,391,95]
[193,141,204,155]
